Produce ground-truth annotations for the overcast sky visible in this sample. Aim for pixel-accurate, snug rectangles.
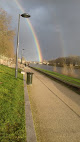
[0,0,80,61]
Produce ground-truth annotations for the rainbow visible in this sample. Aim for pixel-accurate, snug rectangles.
[14,0,42,62]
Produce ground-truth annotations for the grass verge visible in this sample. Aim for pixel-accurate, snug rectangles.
[0,65,26,142]
[31,67,80,88]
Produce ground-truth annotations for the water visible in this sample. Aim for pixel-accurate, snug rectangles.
[30,64,80,79]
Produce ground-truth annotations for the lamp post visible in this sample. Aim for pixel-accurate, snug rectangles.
[21,49,24,64]
[15,13,31,78]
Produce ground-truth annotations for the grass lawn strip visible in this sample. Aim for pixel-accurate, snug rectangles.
[0,65,26,142]
[45,71,80,86]
[33,67,80,87]
[38,68,80,86]
[43,71,80,87]
[35,68,80,82]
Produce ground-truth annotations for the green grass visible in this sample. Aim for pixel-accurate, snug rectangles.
[0,65,26,142]
[32,67,80,87]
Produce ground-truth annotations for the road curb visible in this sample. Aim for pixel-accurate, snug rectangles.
[23,74,37,142]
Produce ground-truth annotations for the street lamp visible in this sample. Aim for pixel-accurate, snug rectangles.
[15,13,31,78]
[21,49,24,64]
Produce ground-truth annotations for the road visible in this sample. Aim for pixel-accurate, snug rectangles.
[25,67,80,142]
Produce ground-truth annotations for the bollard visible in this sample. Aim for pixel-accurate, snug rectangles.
[26,72,34,85]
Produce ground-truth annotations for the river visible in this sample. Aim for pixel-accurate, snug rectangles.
[30,64,80,79]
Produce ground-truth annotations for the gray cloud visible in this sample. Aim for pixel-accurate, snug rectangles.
[0,0,80,61]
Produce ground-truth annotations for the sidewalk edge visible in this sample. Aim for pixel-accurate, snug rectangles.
[23,74,37,142]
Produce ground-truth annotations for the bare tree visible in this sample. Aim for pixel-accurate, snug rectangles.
[0,8,15,58]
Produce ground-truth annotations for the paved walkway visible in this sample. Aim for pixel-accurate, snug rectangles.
[25,67,80,142]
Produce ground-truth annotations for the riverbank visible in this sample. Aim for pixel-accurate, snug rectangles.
[30,66,80,90]
[30,64,80,79]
